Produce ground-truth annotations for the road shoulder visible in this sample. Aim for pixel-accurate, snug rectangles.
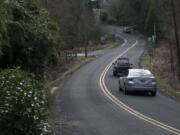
[140,43,180,102]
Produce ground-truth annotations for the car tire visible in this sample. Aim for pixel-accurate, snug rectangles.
[113,72,116,77]
[118,83,122,91]
[151,91,156,96]
[123,84,128,95]
[124,89,128,95]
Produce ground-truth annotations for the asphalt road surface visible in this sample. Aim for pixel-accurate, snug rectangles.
[54,26,180,135]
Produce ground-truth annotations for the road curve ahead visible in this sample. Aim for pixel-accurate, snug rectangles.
[56,26,180,135]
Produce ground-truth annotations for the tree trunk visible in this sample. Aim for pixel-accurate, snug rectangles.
[168,39,175,74]
[85,46,88,58]
[171,0,180,81]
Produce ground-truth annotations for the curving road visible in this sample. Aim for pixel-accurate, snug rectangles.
[55,26,180,135]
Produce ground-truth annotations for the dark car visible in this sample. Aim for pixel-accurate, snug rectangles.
[112,58,132,77]
[119,69,157,96]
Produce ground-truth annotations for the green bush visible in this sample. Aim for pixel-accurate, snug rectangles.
[0,0,63,75]
[100,10,108,22]
[0,68,51,135]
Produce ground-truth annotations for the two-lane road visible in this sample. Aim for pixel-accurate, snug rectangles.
[55,26,180,135]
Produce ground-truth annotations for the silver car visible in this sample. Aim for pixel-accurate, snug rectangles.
[123,27,133,33]
[119,69,157,96]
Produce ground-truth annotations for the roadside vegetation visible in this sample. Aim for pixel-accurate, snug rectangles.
[0,68,50,134]
[142,43,180,100]
[88,35,123,51]
[0,0,102,134]
[102,38,123,49]
[0,0,62,134]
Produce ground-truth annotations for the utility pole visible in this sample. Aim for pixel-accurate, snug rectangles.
[152,23,157,57]
[171,0,180,81]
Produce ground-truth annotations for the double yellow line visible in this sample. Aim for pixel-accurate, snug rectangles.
[99,40,180,135]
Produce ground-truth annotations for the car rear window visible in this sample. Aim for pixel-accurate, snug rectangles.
[117,59,129,66]
[129,70,153,77]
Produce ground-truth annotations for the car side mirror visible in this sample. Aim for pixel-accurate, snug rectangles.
[119,76,124,80]
[130,63,133,69]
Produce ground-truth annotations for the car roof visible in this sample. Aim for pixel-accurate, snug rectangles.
[117,57,129,60]
[128,69,154,77]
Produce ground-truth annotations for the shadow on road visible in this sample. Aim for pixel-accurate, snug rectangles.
[124,91,156,98]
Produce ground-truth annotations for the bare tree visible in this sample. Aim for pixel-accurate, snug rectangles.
[171,0,180,81]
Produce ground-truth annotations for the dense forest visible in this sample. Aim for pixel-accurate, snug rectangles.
[0,0,63,75]
[43,0,101,49]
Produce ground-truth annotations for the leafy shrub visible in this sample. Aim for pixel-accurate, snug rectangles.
[0,0,63,75]
[0,68,51,135]
[100,10,108,22]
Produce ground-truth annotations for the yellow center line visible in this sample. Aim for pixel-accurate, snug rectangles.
[99,39,180,135]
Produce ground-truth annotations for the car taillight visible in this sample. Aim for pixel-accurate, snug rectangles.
[128,78,135,84]
[128,78,134,81]
[151,79,156,85]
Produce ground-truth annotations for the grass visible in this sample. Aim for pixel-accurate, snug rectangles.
[50,87,59,95]
[143,52,151,69]
[105,39,124,49]
[142,43,180,101]
[157,79,180,100]
[94,38,124,51]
